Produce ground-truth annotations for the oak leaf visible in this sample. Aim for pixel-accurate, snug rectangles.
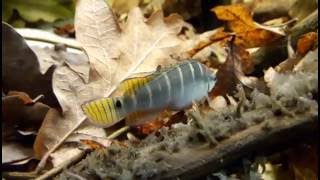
[211,4,284,48]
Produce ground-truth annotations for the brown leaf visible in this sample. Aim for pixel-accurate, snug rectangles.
[211,4,283,48]
[7,91,33,105]
[2,22,59,107]
[33,108,67,159]
[212,5,256,32]
[234,29,280,48]
[79,139,107,150]
[210,37,259,98]
[2,94,50,140]
[132,111,187,137]
[54,24,75,37]
[297,32,318,55]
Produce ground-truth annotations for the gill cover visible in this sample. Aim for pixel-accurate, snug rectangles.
[81,97,125,127]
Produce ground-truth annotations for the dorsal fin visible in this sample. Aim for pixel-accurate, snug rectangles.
[119,62,186,96]
[119,76,154,96]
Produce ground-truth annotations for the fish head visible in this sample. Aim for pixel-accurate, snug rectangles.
[81,97,127,127]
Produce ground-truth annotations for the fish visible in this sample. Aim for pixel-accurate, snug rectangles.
[81,60,217,127]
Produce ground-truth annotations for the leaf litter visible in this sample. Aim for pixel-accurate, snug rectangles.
[1,0,318,179]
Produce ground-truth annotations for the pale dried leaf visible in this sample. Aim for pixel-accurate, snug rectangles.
[31,46,90,83]
[2,142,33,164]
[254,22,286,36]
[209,96,228,111]
[52,66,108,113]
[34,66,108,159]
[118,9,183,83]
[31,47,63,74]
[75,0,120,89]
[180,28,225,58]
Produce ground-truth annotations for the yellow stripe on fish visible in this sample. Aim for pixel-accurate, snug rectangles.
[81,98,124,127]
[81,60,217,127]
[119,76,153,96]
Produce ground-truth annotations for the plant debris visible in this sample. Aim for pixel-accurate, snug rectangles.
[2,0,318,179]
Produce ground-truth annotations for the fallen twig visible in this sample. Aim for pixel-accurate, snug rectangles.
[35,117,86,174]
[107,126,130,140]
[35,150,86,180]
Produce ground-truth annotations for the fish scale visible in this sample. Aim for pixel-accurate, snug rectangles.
[81,60,217,127]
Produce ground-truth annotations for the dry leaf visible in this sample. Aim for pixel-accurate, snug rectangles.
[211,4,283,48]
[79,139,109,150]
[54,24,75,37]
[33,108,74,159]
[34,65,109,159]
[132,111,187,136]
[75,0,121,91]
[31,45,90,83]
[209,96,228,111]
[2,94,50,140]
[76,1,183,97]
[210,38,258,98]
[297,32,318,55]
[119,9,183,81]
[2,22,59,107]
[49,146,84,167]
[2,142,34,164]
[7,91,33,104]
[184,28,230,58]
[212,5,256,32]
[35,0,183,170]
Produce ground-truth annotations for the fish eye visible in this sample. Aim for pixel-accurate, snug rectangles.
[115,100,122,108]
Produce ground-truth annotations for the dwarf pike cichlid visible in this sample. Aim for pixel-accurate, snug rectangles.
[81,60,217,127]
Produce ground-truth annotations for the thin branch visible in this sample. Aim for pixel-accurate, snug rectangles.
[35,150,86,180]
[35,117,86,174]
[107,126,130,139]
[16,28,83,50]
